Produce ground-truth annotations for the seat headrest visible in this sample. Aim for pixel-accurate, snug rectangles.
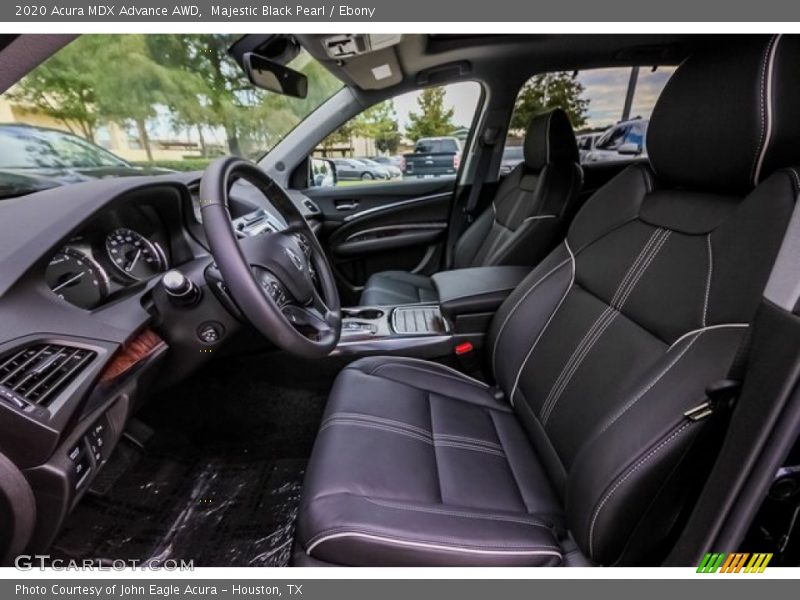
[523,108,579,171]
[648,34,800,194]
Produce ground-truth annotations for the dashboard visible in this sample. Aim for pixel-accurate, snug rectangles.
[0,171,322,556]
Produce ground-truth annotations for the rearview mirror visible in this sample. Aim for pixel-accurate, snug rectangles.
[618,142,643,156]
[310,158,337,188]
[243,52,308,99]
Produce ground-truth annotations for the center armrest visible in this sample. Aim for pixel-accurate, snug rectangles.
[432,266,530,321]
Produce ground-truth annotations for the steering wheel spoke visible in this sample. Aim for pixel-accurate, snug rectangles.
[199,156,341,357]
[252,266,291,307]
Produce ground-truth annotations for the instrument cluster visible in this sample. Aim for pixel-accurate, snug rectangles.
[45,206,170,310]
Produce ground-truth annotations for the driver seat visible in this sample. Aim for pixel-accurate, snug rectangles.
[295,35,800,566]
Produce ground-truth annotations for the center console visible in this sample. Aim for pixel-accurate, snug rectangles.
[335,266,529,359]
[336,305,452,357]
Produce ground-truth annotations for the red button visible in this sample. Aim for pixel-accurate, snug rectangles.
[455,342,473,355]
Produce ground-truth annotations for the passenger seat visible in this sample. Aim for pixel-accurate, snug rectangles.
[359,108,583,306]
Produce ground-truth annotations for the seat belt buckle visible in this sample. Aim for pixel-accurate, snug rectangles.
[684,379,742,421]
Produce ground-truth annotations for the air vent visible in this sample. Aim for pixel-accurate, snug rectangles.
[0,344,96,408]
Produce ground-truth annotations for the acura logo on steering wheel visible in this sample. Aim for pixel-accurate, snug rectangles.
[285,247,304,271]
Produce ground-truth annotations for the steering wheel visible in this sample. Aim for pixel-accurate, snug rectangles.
[199,156,341,358]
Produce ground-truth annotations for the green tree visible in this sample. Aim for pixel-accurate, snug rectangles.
[511,72,589,131]
[319,121,353,155]
[9,36,108,141]
[11,34,344,162]
[405,87,456,141]
[12,35,191,161]
[145,35,250,156]
[353,100,401,154]
[93,35,189,161]
[149,35,341,158]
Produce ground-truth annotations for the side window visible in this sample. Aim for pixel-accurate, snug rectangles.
[312,82,481,187]
[504,66,676,167]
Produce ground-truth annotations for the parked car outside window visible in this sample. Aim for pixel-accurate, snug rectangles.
[333,158,390,181]
[499,145,524,175]
[0,124,173,199]
[358,157,401,179]
[584,118,649,163]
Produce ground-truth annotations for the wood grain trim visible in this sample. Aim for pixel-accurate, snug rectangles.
[99,329,166,383]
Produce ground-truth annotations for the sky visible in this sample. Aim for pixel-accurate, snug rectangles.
[578,65,676,129]
[389,65,677,134]
[391,82,482,131]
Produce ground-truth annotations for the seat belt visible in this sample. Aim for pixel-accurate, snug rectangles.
[463,126,501,224]
[445,126,501,268]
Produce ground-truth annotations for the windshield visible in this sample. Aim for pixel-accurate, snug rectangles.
[0,126,129,169]
[0,34,342,180]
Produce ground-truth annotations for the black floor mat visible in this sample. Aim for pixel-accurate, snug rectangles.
[51,352,332,567]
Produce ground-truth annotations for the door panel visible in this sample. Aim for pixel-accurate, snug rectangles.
[305,178,456,305]
[305,176,456,223]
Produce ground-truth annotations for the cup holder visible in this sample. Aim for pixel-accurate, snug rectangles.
[343,308,384,320]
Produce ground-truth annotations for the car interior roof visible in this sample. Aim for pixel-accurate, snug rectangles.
[296,33,713,101]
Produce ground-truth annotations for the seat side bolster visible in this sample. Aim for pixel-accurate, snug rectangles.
[299,492,562,567]
[565,326,748,564]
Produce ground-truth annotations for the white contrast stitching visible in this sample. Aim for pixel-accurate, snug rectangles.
[306,531,563,558]
[323,412,431,437]
[370,360,490,389]
[492,250,573,376]
[540,310,619,425]
[435,441,506,458]
[616,230,671,309]
[435,433,503,450]
[320,419,433,444]
[508,242,576,405]
[321,416,507,457]
[668,323,749,350]
[610,229,662,307]
[485,212,555,265]
[522,214,558,223]
[537,306,615,422]
[588,422,694,559]
[322,418,503,450]
[378,356,491,389]
[538,228,670,424]
[703,234,713,327]
[752,35,781,186]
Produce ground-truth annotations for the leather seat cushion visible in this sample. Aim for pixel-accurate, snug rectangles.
[360,271,438,305]
[296,356,564,567]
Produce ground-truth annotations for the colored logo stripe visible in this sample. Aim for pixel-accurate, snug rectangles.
[745,553,773,573]
[697,553,725,573]
[697,552,773,573]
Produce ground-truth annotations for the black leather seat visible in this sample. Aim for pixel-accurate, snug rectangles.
[359,108,582,306]
[296,35,800,567]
